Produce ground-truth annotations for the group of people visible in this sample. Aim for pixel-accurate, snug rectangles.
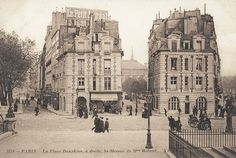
[168,116,182,132]
[215,105,226,118]
[192,105,208,119]
[92,115,109,133]
[126,105,138,116]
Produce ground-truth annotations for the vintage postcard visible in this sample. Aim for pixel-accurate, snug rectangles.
[0,0,236,158]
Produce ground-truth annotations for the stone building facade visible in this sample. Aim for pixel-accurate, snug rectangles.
[148,9,221,114]
[43,7,123,114]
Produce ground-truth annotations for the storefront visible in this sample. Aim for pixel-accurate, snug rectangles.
[90,92,122,113]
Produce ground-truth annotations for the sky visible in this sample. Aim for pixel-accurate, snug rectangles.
[0,0,236,76]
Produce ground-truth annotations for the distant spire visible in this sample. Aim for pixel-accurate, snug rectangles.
[158,11,160,19]
[131,48,134,60]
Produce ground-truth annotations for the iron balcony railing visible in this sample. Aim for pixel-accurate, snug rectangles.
[173,128,236,148]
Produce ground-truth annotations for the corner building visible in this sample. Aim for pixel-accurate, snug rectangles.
[44,7,123,114]
[148,9,221,114]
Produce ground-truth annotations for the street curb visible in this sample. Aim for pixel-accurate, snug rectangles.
[0,131,17,143]
[164,149,176,158]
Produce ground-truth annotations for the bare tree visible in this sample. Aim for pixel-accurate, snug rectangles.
[0,30,35,106]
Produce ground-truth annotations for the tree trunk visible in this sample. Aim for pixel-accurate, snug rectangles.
[0,84,7,106]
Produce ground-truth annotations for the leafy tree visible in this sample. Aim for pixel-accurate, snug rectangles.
[0,30,35,106]
[122,77,147,98]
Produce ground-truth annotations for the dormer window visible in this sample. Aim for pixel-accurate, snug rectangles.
[168,33,181,51]
[171,40,177,51]
[196,40,202,50]
[77,41,85,51]
[183,40,190,49]
[193,35,205,51]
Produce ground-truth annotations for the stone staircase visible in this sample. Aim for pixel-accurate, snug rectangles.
[203,146,236,158]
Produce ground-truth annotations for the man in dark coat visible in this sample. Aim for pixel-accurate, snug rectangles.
[135,107,138,116]
[225,97,234,133]
[164,108,167,117]
[34,105,39,116]
[176,117,182,132]
[99,117,105,133]
[168,116,175,131]
[92,115,100,133]
[129,105,133,116]
[104,118,109,133]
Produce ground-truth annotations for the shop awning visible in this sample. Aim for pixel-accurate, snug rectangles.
[91,93,118,101]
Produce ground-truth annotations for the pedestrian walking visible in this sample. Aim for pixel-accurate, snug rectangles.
[92,115,100,133]
[99,116,105,133]
[168,116,175,131]
[176,117,182,132]
[129,105,133,116]
[178,108,181,116]
[135,107,138,116]
[164,108,167,117]
[104,118,109,133]
[34,105,39,116]
[13,100,18,112]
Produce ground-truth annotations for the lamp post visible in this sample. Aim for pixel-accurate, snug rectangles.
[145,91,153,149]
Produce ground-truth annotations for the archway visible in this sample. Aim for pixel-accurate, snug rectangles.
[76,97,88,118]
[168,96,179,110]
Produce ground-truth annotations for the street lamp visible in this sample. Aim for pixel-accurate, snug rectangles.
[145,91,153,149]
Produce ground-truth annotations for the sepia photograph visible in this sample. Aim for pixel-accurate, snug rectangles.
[0,0,236,157]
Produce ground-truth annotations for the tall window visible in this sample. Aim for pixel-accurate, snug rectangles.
[196,58,202,71]
[170,76,177,90]
[171,77,177,85]
[171,58,177,70]
[168,97,179,110]
[196,77,202,85]
[104,77,111,90]
[184,58,189,70]
[78,59,85,75]
[93,59,96,75]
[171,40,177,51]
[185,76,189,88]
[95,33,98,41]
[78,77,85,87]
[93,77,96,90]
[196,97,207,110]
[104,59,111,75]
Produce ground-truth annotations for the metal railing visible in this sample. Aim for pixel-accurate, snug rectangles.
[174,128,236,148]
[169,130,213,158]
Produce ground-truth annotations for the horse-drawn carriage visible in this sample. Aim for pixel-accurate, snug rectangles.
[188,114,212,130]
